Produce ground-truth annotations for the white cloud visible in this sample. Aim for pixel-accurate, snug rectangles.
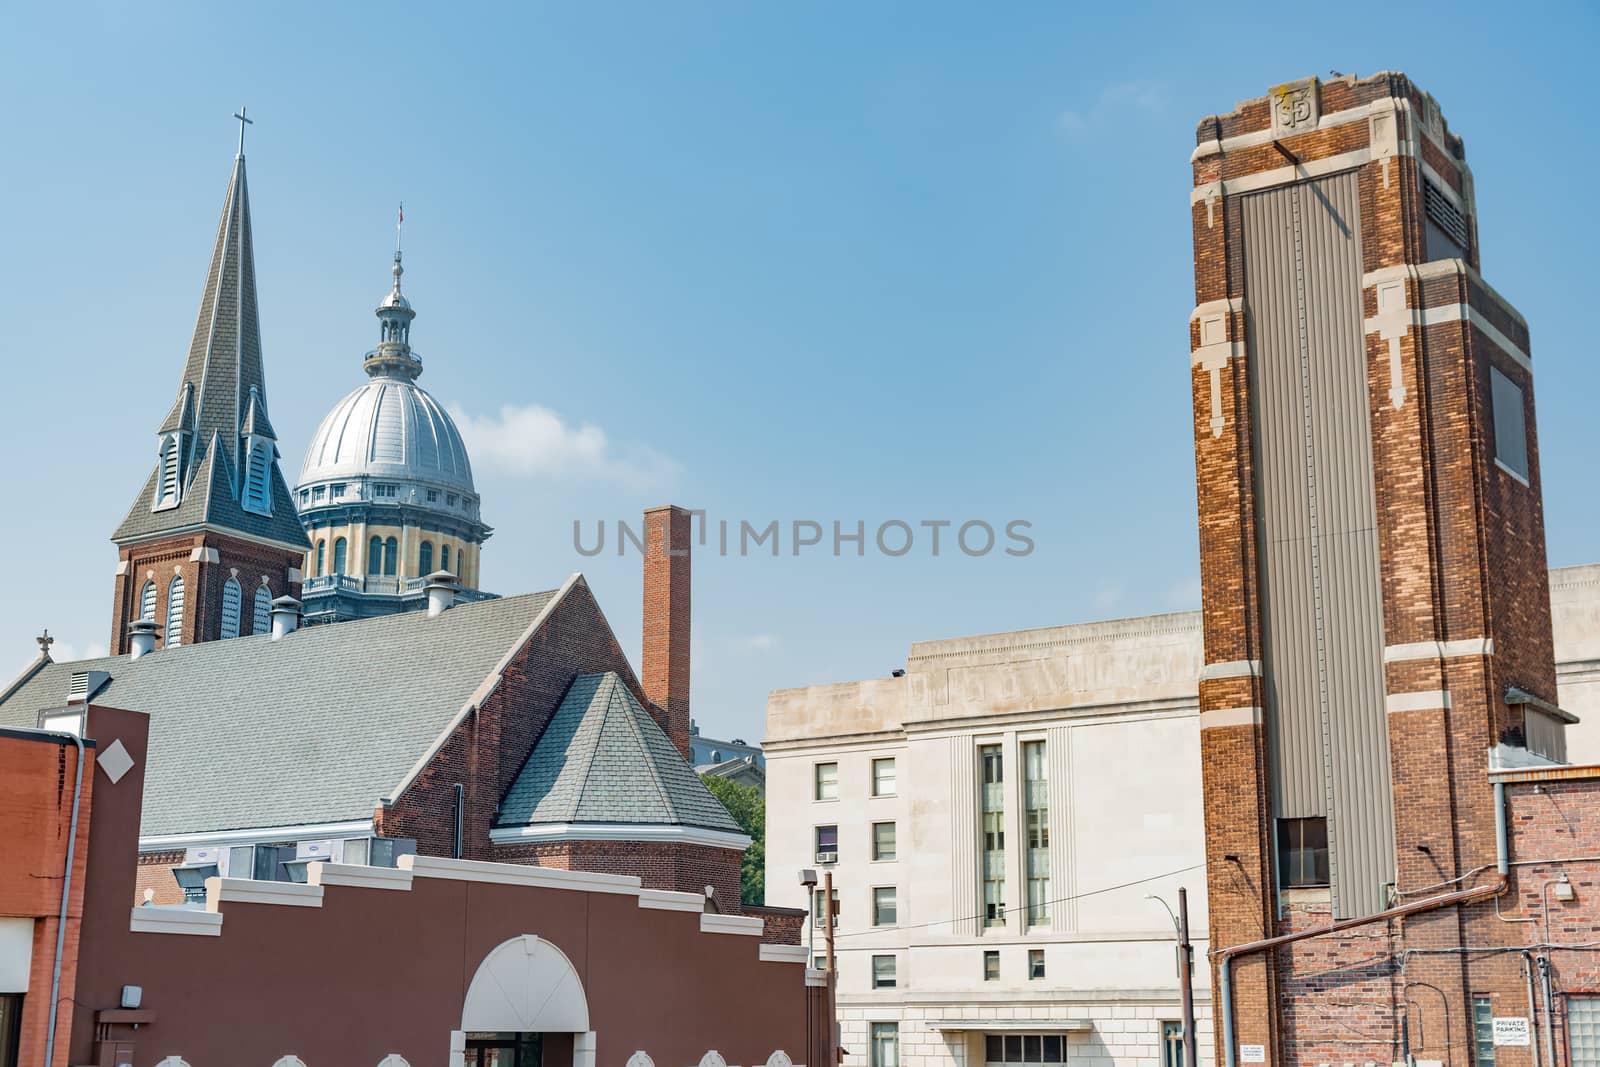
[450,403,681,490]
[1057,80,1166,139]
[740,634,777,652]
[51,640,107,663]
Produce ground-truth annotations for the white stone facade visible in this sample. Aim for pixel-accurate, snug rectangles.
[765,565,1600,1067]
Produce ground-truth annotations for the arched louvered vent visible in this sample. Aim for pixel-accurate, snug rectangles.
[220,577,243,639]
[139,581,157,621]
[166,576,186,647]
[155,435,182,509]
[242,439,273,515]
[252,585,272,635]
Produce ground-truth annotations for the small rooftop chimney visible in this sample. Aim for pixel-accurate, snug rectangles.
[642,505,692,760]
[269,595,302,640]
[128,619,159,660]
[424,570,458,617]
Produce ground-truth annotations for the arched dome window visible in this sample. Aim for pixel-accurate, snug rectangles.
[252,585,272,635]
[165,575,185,647]
[368,536,383,574]
[221,577,243,640]
[383,537,398,576]
[419,540,433,575]
[441,544,451,573]
[139,580,157,621]
[333,537,347,575]
[315,540,326,577]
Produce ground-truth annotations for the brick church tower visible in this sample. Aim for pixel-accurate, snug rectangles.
[1188,73,1566,1067]
[109,124,309,654]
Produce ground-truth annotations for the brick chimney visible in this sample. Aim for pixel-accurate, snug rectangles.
[642,505,692,760]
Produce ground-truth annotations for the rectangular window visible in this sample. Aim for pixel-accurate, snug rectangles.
[312,485,325,502]
[1029,948,1045,979]
[1491,366,1529,481]
[871,1023,898,1067]
[331,483,346,498]
[1473,997,1495,1067]
[980,744,1006,926]
[815,762,838,801]
[0,993,22,1067]
[873,821,897,861]
[872,757,897,796]
[985,1035,1065,1065]
[815,825,838,863]
[342,837,370,866]
[1572,998,1600,1067]
[813,888,840,929]
[1023,740,1050,925]
[813,954,825,970]
[1162,1022,1185,1067]
[427,489,439,502]
[873,887,897,926]
[374,483,397,498]
[1277,816,1330,887]
[447,493,459,507]
[227,844,254,880]
[872,954,897,989]
[983,949,1000,981]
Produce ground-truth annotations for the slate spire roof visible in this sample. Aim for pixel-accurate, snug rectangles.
[497,673,743,835]
[112,148,308,549]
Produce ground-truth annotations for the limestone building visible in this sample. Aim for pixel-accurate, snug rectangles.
[294,243,494,624]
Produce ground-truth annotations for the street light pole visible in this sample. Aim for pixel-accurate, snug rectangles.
[1178,887,1198,1067]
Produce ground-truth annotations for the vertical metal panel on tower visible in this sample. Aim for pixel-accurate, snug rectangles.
[1243,171,1395,919]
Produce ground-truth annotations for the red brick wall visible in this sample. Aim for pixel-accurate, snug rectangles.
[0,731,95,1067]
[493,838,744,913]
[133,849,186,906]
[745,905,807,946]
[642,505,692,759]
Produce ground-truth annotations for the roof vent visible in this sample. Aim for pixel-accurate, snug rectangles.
[424,570,458,617]
[128,619,160,660]
[269,595,303,640]
[67,670,111,704]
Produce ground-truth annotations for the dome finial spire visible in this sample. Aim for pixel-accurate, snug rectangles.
[369,213,421,382]
[392,202,405,295]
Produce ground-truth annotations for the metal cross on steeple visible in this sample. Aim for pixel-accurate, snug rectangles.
[233,106,253,157]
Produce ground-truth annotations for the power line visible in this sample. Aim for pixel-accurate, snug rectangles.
[831,863,1204,940]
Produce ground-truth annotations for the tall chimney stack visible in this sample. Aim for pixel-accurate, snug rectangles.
[642,505,692,760]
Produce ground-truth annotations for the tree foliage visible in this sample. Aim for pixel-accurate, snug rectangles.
[701,774,764,905]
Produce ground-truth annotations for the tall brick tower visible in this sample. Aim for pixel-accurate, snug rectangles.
[109,120,309,654]
[1188,73,1564,1067]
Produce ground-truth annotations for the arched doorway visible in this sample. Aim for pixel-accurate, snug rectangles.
[452,935,594,1067]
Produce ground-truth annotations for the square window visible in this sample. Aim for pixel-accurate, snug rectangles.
[1277,816,1330,887]
[331,483,346,497]
[813,954,825,970]
[427,489,439,502]
[1029,948,1045,979]
[872,954,897,989]
[815,762,838,801]
[447,493,458,507]
[1491,366,1529,481]
[342,837,369,866]
[983,950,1000,981]
[873,821,897,861]
[872,757,897,796]
[873,886,897,926]
[815,825,838,863]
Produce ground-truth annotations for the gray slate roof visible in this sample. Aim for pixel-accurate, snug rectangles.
[497,673,741,834]
[114,431,309,549]
[0,589,558,837]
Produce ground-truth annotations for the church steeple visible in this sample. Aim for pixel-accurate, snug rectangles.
[108,115,309,655]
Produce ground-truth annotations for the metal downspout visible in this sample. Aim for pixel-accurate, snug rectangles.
[44,731,87,1067]
[1540,956,1558,1067]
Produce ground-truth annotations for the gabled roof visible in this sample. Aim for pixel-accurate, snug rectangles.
[0,588,564,838]
[112,152,307,550]
[497,673,741,834]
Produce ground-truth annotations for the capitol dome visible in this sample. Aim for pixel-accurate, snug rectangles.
[299,377,475,497]
[292,243,493,622]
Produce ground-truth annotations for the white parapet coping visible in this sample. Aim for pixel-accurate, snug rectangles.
[206,877,324,910]
[402,853,644,896]
[701,913,765,937]
[759,944,810,964]
[129,906,225,937]
[307,861,414,891]
[639,888,705,913]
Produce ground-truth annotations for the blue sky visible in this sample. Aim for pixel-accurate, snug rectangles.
[2,3,1596,744]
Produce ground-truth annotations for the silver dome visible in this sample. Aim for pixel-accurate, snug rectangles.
[298,377,475,495]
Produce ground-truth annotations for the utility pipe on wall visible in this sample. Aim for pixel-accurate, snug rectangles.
[1218,781,1514,1067]
[1525,951,1544,1067]
[43,728,87,1067]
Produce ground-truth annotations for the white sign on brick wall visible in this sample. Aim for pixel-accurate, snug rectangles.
[1493,1018,1531,1046]
[1240,1044,1267,1063]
